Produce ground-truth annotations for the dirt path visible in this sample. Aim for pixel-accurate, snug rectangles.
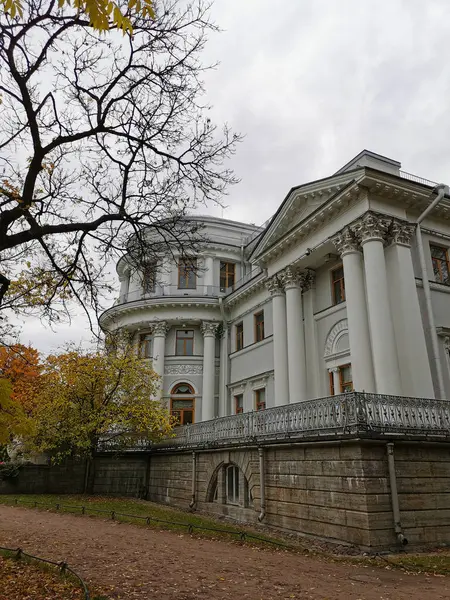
[0,505,448,600]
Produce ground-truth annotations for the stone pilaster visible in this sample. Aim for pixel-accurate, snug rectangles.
[385,219,434,397]
[354,212,401,395]
[266,275,289,406]
[331,226,375,393]
[151,321,169,400]
[300,269,320,397]
[201,321,219,421]
[283,266,307,403]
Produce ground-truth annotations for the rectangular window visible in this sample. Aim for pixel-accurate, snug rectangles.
[255,388,266,411]
[220,261,236,291]
[339,364,353,393]
[178,258,197,289]
[331,265,345,305]
[171,399,195,426]
[139,333,152,358]
[235,394,243,414]
[235,322,244,351]
[142,262,156,294]
[430,245,450,284]
[254,311,265,342]
[226,465,240,504]
[329,371,335,395]
[176,330,194,356]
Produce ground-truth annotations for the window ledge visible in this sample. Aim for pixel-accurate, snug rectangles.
[314,301,347,321]
[230,335,273,358]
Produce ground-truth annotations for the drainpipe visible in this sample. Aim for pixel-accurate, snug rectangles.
[386,443,407,546]
[416,184,449,399]
[189,451,196,510]
[257,446,266,522]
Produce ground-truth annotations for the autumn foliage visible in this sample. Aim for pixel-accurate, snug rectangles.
[0,344,42,414]
[0,339,173,460]
[0,0,154,32]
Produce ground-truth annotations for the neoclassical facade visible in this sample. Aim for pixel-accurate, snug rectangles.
[100,150,450,422]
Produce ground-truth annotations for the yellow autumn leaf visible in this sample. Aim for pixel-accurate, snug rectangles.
[0,0,154,32]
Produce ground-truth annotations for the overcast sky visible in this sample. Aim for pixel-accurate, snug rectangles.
[17,0,450,353]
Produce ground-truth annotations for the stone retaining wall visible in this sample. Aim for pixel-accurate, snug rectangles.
[148,440,450,550]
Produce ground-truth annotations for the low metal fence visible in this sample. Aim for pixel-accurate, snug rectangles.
[5,497,292,550]
[0,544,91,599]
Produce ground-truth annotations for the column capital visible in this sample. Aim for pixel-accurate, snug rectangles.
[300,269,316,292]
[354,212,391,245]
[283,266,302,289]
[266,275,285,296]
[201,321,219,337]
[328,366,339,373]
[388,220,415,248]
[152,321,169,337]
[331,226,361,257]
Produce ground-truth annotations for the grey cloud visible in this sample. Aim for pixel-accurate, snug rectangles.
[17,0,450,349]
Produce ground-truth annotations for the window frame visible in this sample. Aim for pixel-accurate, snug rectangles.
[226,464,240,505]
[331,264,346,305]
[254,311,265,343]
[170,383,195,426]
[139,333,152,359]
[142,261,157,294]
[175,329,194,356]
[255,388,266,411]
[430,244,450,285]
[329,371,335,396]
[235,322,244,351]
[234,394,244,414]
[339,363,353,393]
[178,258,197,289]
[220,261,236,291]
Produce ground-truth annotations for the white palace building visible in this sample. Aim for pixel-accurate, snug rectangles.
[99,150,450,424]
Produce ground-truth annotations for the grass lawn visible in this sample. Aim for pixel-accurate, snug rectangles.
[0,494,291,549]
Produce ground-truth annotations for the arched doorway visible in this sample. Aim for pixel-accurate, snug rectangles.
[170,382,195,425]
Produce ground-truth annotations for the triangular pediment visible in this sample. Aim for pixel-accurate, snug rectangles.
[250,170,361,261]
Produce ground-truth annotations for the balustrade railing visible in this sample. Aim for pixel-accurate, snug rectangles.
[156,392,450,449]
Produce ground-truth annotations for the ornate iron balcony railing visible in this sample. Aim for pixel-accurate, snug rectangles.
[155,392,450,450]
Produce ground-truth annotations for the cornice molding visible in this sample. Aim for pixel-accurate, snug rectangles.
[255,181,362,265]
[100,296,221,326]
[223,273,267,308]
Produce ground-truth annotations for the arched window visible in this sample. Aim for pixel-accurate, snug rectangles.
[170,383,195,425]
[208,463,252,508]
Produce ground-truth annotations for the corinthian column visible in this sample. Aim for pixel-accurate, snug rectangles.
[302,270,319,398]
[267,275,289,406]
[152,321,169,400]
[332,227,375,393]
[201,321,219,421]
[385,221,434,397]
[284,266,307,403]
[355,213,401,395]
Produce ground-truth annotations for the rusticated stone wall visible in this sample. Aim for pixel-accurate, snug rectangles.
[148,440,450,550]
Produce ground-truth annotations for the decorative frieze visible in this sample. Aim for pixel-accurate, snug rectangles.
[324,319,349,357]
[165,364,203,375]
